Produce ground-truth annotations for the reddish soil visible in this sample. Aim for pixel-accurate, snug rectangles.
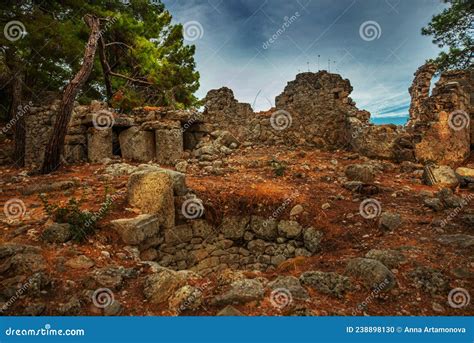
[0,146,473,316]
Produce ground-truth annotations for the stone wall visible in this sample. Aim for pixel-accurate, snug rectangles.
[407,65,473,166]
[105,163,323,275]
[17,65,474,170]
[156,216,322,275]
[23,101,203,169]
[203,71,371,149]
[24,101,88,168]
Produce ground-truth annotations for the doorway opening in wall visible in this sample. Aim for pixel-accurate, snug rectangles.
[112,127,126,157]
[183,123,202,151]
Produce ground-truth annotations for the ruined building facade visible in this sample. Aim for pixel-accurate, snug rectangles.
[6,64,473,170]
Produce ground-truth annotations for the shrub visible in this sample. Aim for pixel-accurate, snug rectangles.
[39,193,113,242]
[269,158,287,177]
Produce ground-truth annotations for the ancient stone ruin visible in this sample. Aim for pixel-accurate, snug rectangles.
[9,64,471,277]
[1,64,473,317]
[18,65,473,172]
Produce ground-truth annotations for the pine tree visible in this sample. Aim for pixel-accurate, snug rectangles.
[422,0,474,71]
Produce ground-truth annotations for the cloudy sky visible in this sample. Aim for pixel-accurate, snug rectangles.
[162,0,446,122]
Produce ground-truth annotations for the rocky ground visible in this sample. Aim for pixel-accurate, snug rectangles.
[0,145,473,316]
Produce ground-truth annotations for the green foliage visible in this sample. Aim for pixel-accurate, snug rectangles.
[0,0,200,111]
[39,193,113,242]
[269,158,287,177]
[422,0,474,71]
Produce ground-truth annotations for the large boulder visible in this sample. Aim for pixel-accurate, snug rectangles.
[268,275,309,300]
[345,164,375,183]
[110,214,161,245]
[300,271,352,298]
[437,234,474,249]
[144,267,191,304]
[364,249,406,269]
[213,278,264,306]
[41,223,72,243]
[423,165,459,188]
[345,258,396,290]
[378,212,402,231]
[119,127,155,162]
[127,171,175,229]
[455,167,474,187]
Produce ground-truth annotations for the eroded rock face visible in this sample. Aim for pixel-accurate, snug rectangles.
[203,87,255,141]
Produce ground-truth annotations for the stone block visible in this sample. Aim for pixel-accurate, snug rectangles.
[87,127,112,163]
[119,126,155,162]
[155,129,183,165]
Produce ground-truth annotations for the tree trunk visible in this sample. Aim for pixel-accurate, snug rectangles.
[11,73,24,167]
[98,36,113,102]
[5,48,25,167]
[40,15,101,174]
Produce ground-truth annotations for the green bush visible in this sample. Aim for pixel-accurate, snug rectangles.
[39,193,113,242]
[269,158,287,177]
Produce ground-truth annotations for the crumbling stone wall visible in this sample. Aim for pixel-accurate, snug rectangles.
[203,71,370,149]
[156,217,322,275]
[407,65,472,166]
[24,101,88,168]
[408,64,438,123]
[104,164,323,275]
[23,101,202,169]
[19,65,474,170]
